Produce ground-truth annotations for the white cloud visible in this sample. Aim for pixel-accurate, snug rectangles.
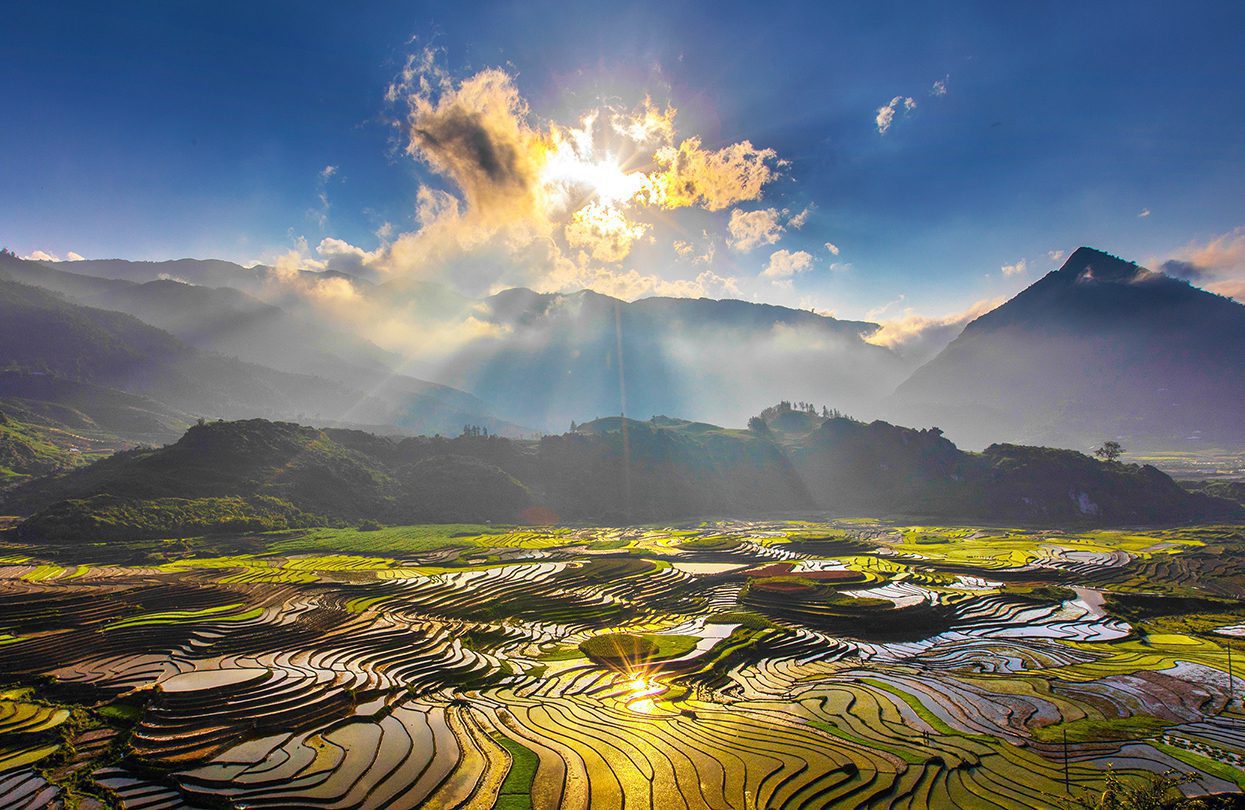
[931,76,949,97]
[1001,258,1027,277]
[825,241,840,256]
[1047,249,1065,264]
[671,231,718,265]
[311,165,340,229]
[865,295,906,322]
[787,205,813,229]
[316,236,384,277]
[1138,208,1151,218]
[876,96,916,134]
[865,297,1003,365]
[22,250,59,262]
[65,251,85,261]
[761,249,814,280]
[727,207,785,252]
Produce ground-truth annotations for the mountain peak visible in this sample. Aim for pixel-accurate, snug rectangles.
[1056,246,1147,284]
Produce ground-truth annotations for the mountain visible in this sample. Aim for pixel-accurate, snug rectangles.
[39,257,282,291]
[442,288,910,431]
[80,279,396,376]
[0,372,192,447]
[0,273,513,438]
[6,407,1237,541]
[8,255,914,434]
[888,247,1245,452]
[0,407,109,485]
[3,253,393,377]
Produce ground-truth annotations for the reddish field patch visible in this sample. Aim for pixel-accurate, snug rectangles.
[744,563,865,583]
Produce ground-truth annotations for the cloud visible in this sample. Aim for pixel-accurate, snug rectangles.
[672,231,718,265]
[727,208,785,252]
[1160,259,1206,281]
[253,50,795,367]
[310,165,340,229]
[825,242,840,256]
[1153,227,1245,301]
[931,76,949,97]
[316,236,384,277]
[22,250,60,262]
[1138,208,1151,218]
[865,295,906,322]
[564,201,650,262]
[1048,249,1065,264]
[645,137,782,211]
[761,249,814,280]
[876,96,916,134]
[65,251,85,261]
[865,297,1003,365]
[398,66,545,226]
[787,205,813,229]
[378,48,782,293]
[609,96,676,146]
[1001,258,1027,277]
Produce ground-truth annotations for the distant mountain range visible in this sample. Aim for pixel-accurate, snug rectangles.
[441,287,909,430]
[4,406,1238,542]
[0,253,517,444]
[888,247,1245,451]
[3,245,1243,454]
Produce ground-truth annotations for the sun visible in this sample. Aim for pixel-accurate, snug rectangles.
[542,148,647,207]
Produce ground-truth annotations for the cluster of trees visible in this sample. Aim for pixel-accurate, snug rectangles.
[758,401,848,421]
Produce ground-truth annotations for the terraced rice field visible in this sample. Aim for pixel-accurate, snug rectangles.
[1,521,1244,807]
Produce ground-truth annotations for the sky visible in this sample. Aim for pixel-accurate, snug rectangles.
[3,0,1245,327]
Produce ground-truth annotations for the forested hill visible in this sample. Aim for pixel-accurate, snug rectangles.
[4,407,1238,542]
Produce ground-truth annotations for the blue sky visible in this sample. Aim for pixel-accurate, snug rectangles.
[3,1,1244,323]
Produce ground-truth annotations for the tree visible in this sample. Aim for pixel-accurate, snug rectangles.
[1094,441,1124,464]
[748,416,770,434]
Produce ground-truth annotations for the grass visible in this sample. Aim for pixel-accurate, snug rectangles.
[1031,715,1170,744]
[105,603,261,630]
[493,734,539,809]
[579,633,701,668]
[266,524,514,555]
[1150,741,1245,788]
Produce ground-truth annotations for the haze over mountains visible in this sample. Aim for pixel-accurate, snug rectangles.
[2,245,1243,455]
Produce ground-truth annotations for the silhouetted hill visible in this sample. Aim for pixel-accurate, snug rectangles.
[6,408,1237,540]
[888,247,1245,451]
[445,288,908,431]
